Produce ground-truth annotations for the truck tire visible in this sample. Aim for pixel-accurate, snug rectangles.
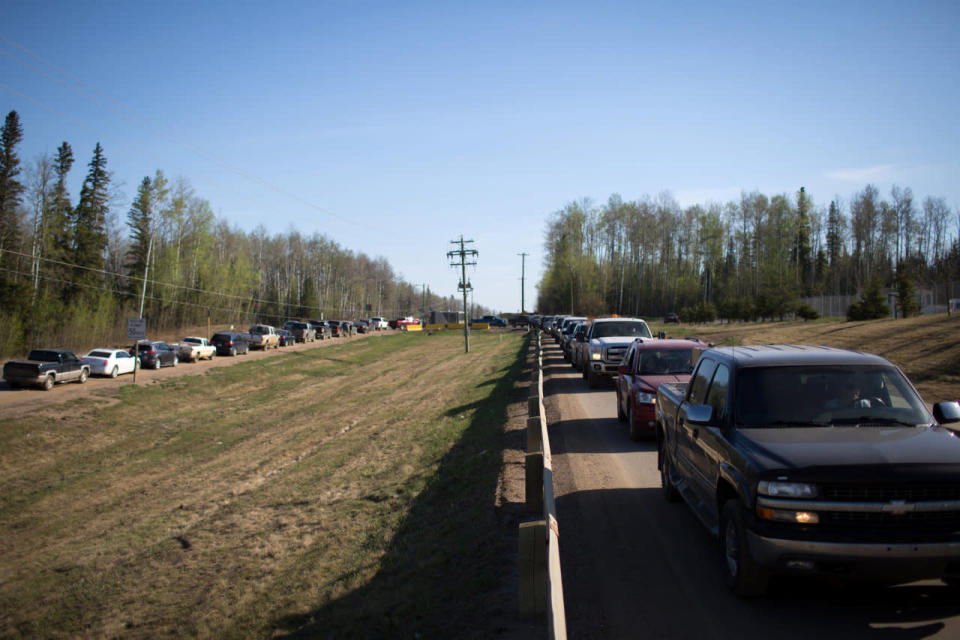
[42,374,54,390]
[719,500,769,597]
[586,366,600,388]
[628,403,644,441]
[659,442,681,503]
[77,368,88,383]
[172,356,178,367]
[153,359,161,369]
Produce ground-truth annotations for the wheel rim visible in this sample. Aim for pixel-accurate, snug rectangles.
[111,366,118,378]
[724,518,740,579]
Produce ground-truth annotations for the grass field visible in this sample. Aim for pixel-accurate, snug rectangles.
[0,330,531,638]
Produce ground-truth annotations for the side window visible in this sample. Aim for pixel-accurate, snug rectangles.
[688,358,717,404]
[705,364,730,422]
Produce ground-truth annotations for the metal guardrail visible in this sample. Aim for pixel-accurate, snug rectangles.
[519,331,567,639]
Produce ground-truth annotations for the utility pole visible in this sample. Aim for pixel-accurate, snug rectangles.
[518,252,528,313]
[448,236,477,353]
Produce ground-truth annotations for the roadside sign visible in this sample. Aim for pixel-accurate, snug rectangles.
[127,318,147,341]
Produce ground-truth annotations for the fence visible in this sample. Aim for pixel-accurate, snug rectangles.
[518,330,567,639]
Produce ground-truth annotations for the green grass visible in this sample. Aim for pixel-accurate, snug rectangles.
[0,330,529,638]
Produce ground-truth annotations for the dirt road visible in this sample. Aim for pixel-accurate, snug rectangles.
[542,340,960,639]
[0,332,383,418]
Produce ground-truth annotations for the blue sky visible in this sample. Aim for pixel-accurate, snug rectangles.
[3,1,958,314]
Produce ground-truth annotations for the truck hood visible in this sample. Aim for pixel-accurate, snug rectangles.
[634,374,690,392]
[735,426,960,479]
[591,337,636,347]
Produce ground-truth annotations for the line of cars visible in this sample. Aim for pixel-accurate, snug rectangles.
[536,313,960,597]
[537,313,706,441]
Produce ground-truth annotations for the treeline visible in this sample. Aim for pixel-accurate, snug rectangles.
[0,110,468,356]
[537,186,959,321]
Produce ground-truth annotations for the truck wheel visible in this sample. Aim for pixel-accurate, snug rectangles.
[172,356,178,367]
[110,366,119,378]
[719,500,769,597]
[586,367,600,388]
[153,359,160,369]
[659,442,681,503]
[42,374,54,390]
[78,368,88,383]
[628,403,644,441]
[230,348,236,357]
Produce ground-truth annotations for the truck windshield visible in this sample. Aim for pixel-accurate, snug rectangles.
[592,322,651,339]
[735,365,931,427]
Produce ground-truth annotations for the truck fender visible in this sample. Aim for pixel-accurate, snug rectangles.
[717,461,753,510]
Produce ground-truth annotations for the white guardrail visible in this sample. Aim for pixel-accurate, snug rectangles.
[519,331,567,639]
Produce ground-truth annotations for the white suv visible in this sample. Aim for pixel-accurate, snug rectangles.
[370,317,389,330]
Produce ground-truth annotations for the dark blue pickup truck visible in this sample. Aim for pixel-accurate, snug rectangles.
[656,344,960,596]
[3,349,90,390]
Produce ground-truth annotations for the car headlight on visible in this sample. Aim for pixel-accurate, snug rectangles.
[756,506,820,524]
[591,352,602,360]
[635,392,656,404]
[758,480,817,498]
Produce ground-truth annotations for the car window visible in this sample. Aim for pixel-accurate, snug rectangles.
[705,364,730,422]
[88,350,112,358]
[688,358,717,404]
[637,349,694,375]
[592,321,652,339]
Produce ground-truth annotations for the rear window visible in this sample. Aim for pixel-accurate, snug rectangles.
[88,350,112,358]
[212,334,230,343]
[636,349,696,375]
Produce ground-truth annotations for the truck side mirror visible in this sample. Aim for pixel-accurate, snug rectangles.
[685,404,714,425]
[933,401,960,425]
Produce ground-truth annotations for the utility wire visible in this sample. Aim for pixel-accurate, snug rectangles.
[0,33,357,227]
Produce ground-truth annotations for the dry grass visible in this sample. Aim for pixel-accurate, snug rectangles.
[650,313,960,402]
[0,330,532,638]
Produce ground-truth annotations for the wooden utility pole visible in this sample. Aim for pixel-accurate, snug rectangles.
[518,252,528,313]
[448,237,478,353]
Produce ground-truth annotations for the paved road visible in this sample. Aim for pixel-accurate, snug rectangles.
[542,339,960,640]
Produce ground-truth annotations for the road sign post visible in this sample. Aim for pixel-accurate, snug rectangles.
[128,318,146,383]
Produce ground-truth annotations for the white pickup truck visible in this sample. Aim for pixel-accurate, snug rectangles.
[247,324,280,350]
[177,337,217,362]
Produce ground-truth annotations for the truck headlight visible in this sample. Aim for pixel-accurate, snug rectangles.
[756,507,820,524]
[591,352,601,361]
[636,392,656,404]
[758,480,817,498]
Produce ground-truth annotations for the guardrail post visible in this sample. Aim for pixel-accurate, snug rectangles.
[527,416,542,453]
[518,519,547,616]
[525,451,544,512]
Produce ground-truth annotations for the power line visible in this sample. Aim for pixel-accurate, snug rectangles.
[0,33,357,227]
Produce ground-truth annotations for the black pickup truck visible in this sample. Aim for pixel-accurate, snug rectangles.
[3,349,90,390]
[656,344,960,596]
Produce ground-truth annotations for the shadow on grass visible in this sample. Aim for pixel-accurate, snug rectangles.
[272,335,539,639]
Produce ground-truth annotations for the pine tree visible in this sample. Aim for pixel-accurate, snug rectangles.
[72,143,110,296]
[44,142,75,291]
[0,111,25,274]
[126,176,154,299]
[895,269,920,318]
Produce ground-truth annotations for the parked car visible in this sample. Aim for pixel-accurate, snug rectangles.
[657,345,960,596]
[247,324,280,350]
[615,339,705,439]
[286,321,316,342]
[329,321,343,337]
[664,312,680,324]
[570,322,590,370]
[81,348,138,377]
[177,337,217,362]
[354,320,370,334]
[370,316,389,330]
[4,349,90,390]
[309,320,332,340]
[131,341,178,369]
[559,319,586,360]
[341,321,357,336]
[276,328,295,346]
[210,332,250,356]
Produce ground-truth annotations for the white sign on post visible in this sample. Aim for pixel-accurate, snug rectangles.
[127,318,147,341]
